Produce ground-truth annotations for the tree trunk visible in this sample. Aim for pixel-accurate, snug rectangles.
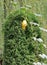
[8,0,14,13]
[18,0,23,7]
[4,0,6,18]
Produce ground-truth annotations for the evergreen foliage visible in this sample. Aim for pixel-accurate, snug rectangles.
[4,8,45,65]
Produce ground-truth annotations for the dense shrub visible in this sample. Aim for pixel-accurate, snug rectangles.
[4,8,45,65]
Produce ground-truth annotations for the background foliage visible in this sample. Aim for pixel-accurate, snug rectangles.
[4,8,46,65]
[0,0,47,64]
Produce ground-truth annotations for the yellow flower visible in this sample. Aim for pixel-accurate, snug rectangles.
[21,20,27,30]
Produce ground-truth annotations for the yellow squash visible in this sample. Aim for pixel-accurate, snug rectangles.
[21,20,27,30]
